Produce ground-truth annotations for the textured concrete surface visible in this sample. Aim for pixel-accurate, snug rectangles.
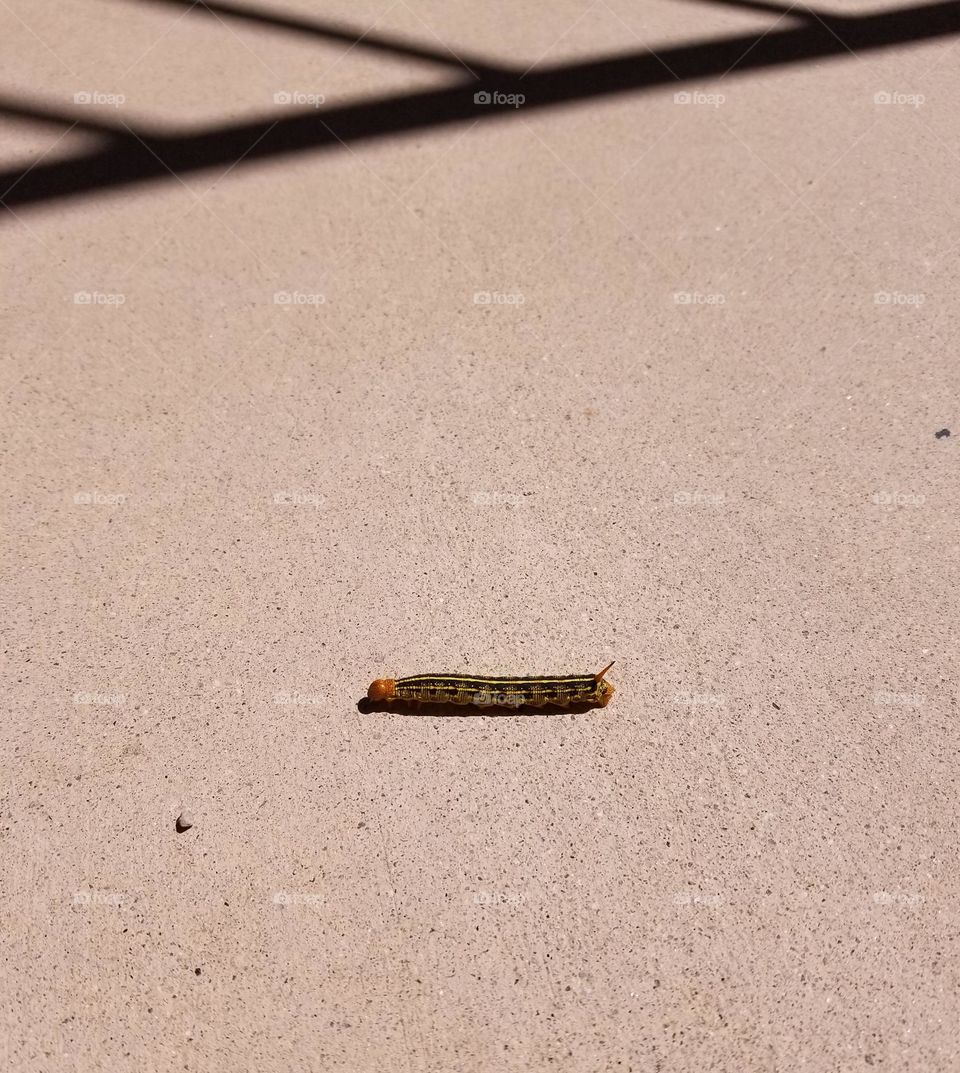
[2,1,959,1070]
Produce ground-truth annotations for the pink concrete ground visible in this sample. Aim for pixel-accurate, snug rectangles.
[2,1,959,1070]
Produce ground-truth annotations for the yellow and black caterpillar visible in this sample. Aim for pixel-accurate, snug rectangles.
[367,662,615,709]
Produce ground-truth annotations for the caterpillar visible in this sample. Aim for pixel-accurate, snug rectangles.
[367,662,615,709]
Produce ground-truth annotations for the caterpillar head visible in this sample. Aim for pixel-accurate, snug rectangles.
[367,679,397,702]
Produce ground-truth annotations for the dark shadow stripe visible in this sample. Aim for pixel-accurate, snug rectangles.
[2,0,958,209]
[127,0,514,76]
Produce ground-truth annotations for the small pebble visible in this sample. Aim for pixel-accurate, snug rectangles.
[934,428,950,439]
[176,811,194,833]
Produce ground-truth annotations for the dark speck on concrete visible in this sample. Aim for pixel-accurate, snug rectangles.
[935,428,950,439]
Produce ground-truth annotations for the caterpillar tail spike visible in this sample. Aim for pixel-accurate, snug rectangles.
[366,663,616,709]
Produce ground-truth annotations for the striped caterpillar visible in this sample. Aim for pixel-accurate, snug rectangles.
[367,662,615,709]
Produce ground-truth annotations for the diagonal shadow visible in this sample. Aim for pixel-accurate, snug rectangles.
[0,93,133,136]
[686,0,820,17]
[2,0,958,212]
[126,0,515,77]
